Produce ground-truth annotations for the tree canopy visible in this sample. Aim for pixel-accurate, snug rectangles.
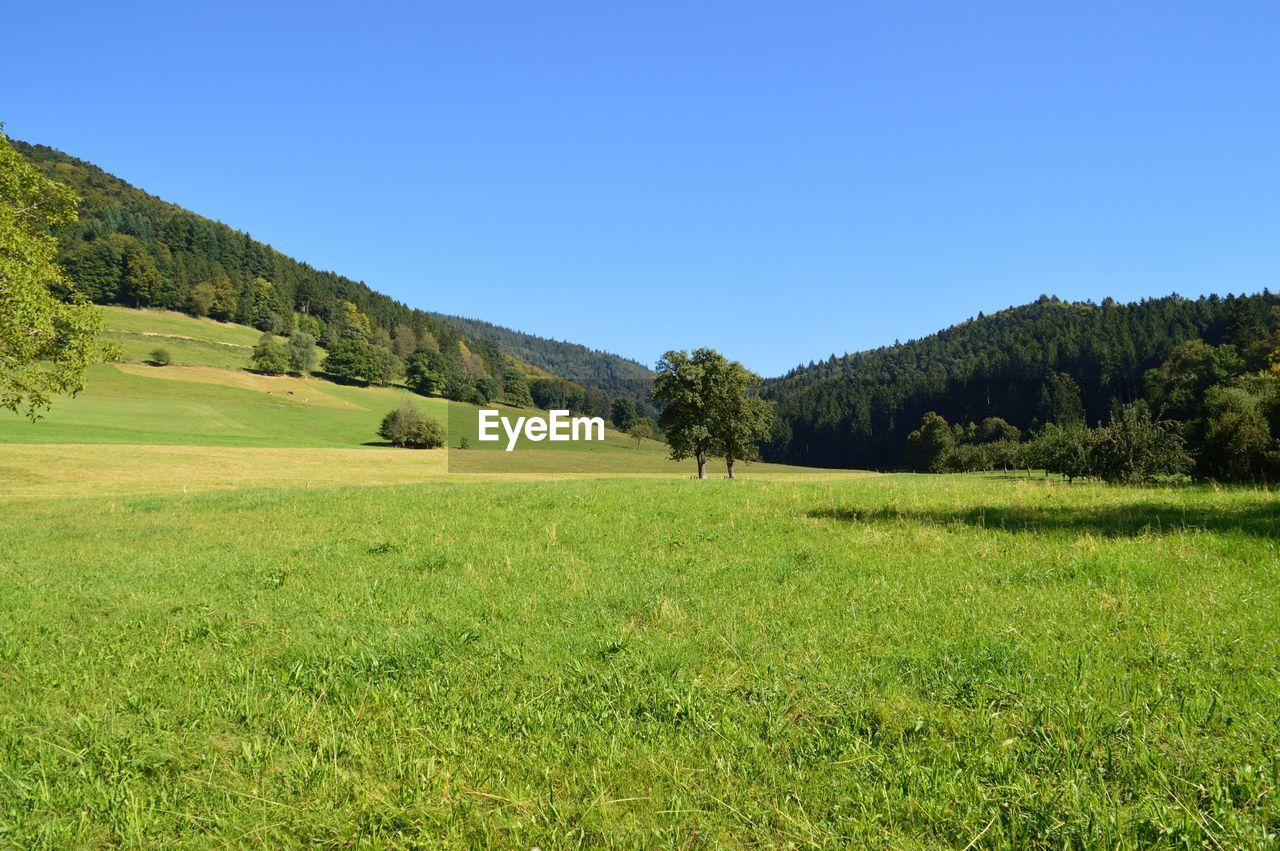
[0,128,111,419]
[654,348,775,478]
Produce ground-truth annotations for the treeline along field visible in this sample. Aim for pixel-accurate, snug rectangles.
[1,475,1276,846]
[764,292,1280,475]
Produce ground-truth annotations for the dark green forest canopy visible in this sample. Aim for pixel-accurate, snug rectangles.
[762,293,1280,470]
[13,142,461,344]
[12,140,648,406]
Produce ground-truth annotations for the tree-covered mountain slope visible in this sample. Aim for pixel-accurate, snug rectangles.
[13,139,650,406]
[763,293,1280,469]
[434,313,654,408]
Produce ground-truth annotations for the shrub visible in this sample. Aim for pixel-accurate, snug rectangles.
[1200,385,1274,481]
[148,348,171,366]
[378,404,446,449]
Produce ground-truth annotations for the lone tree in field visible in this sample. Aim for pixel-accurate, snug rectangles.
[1,126,111,418]
[628,418,655,449]
[653,348,774,479]
[378,403,446,449]
[251,332,290,375]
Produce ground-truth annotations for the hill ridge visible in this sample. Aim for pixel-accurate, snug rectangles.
[762,291,1280,469]
[14,138,651,406]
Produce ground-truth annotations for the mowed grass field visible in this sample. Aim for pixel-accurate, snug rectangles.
[0,307,815,486]
[99,305,291,371]
[1,308,1278,846]
[1,307,691,465]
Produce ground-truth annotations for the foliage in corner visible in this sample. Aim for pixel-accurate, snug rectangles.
[0,127,113,418]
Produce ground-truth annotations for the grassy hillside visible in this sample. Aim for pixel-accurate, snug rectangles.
[0,361,676,455]
[99,305,302,370]
[2,475,1276,846]
[2,307,795,482]
[439,312,656,411]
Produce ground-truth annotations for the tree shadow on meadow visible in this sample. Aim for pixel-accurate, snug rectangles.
[807,500,1280,539]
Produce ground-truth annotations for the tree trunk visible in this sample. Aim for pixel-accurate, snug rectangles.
[726,456,736,479]
[696,453,707,479]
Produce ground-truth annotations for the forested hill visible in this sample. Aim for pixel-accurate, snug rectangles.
[434,313,654,406]
[13,139,646,404]
[13,141,464,346]
[762,293,1280,469]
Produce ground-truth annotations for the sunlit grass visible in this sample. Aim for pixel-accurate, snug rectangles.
[1,307,1276,846]
[2,475,1277,847]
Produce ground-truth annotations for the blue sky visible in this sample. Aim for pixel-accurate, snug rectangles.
[6,1,1279,375]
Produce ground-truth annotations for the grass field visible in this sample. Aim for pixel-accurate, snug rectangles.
[99,306,281,371]
[1,309,1278,847]
[0,363,669,457]
[2,476,1278,847]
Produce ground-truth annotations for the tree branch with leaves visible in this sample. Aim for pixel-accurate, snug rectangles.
[0,126,113,419]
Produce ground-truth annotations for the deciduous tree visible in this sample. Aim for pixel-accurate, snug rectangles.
[904,412,954,472]
[654,348,772,479]
[251,332,290,375]
[0,127,111,419]
[378,403,446,448]
[287,330,317,375]
[654,349,719,479]
[611,398,639,431]
[629,419,655,449]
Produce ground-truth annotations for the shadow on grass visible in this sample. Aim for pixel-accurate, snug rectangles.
[808,502,1280,539]
[313,370,374,388]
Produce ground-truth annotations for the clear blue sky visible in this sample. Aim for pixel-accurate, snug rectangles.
[6,1,1279,375]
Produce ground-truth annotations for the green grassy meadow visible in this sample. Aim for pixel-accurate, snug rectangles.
[2,477,1278,847]
[99,305,286,370]
[1,309,1278,847]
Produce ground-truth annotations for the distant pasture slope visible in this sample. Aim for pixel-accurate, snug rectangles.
[0,308,833,494]
[99,305,289,370]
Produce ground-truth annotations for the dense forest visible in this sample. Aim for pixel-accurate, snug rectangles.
[434,313,655,415]
[763,293,1280,476]
[13,140,639,414]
